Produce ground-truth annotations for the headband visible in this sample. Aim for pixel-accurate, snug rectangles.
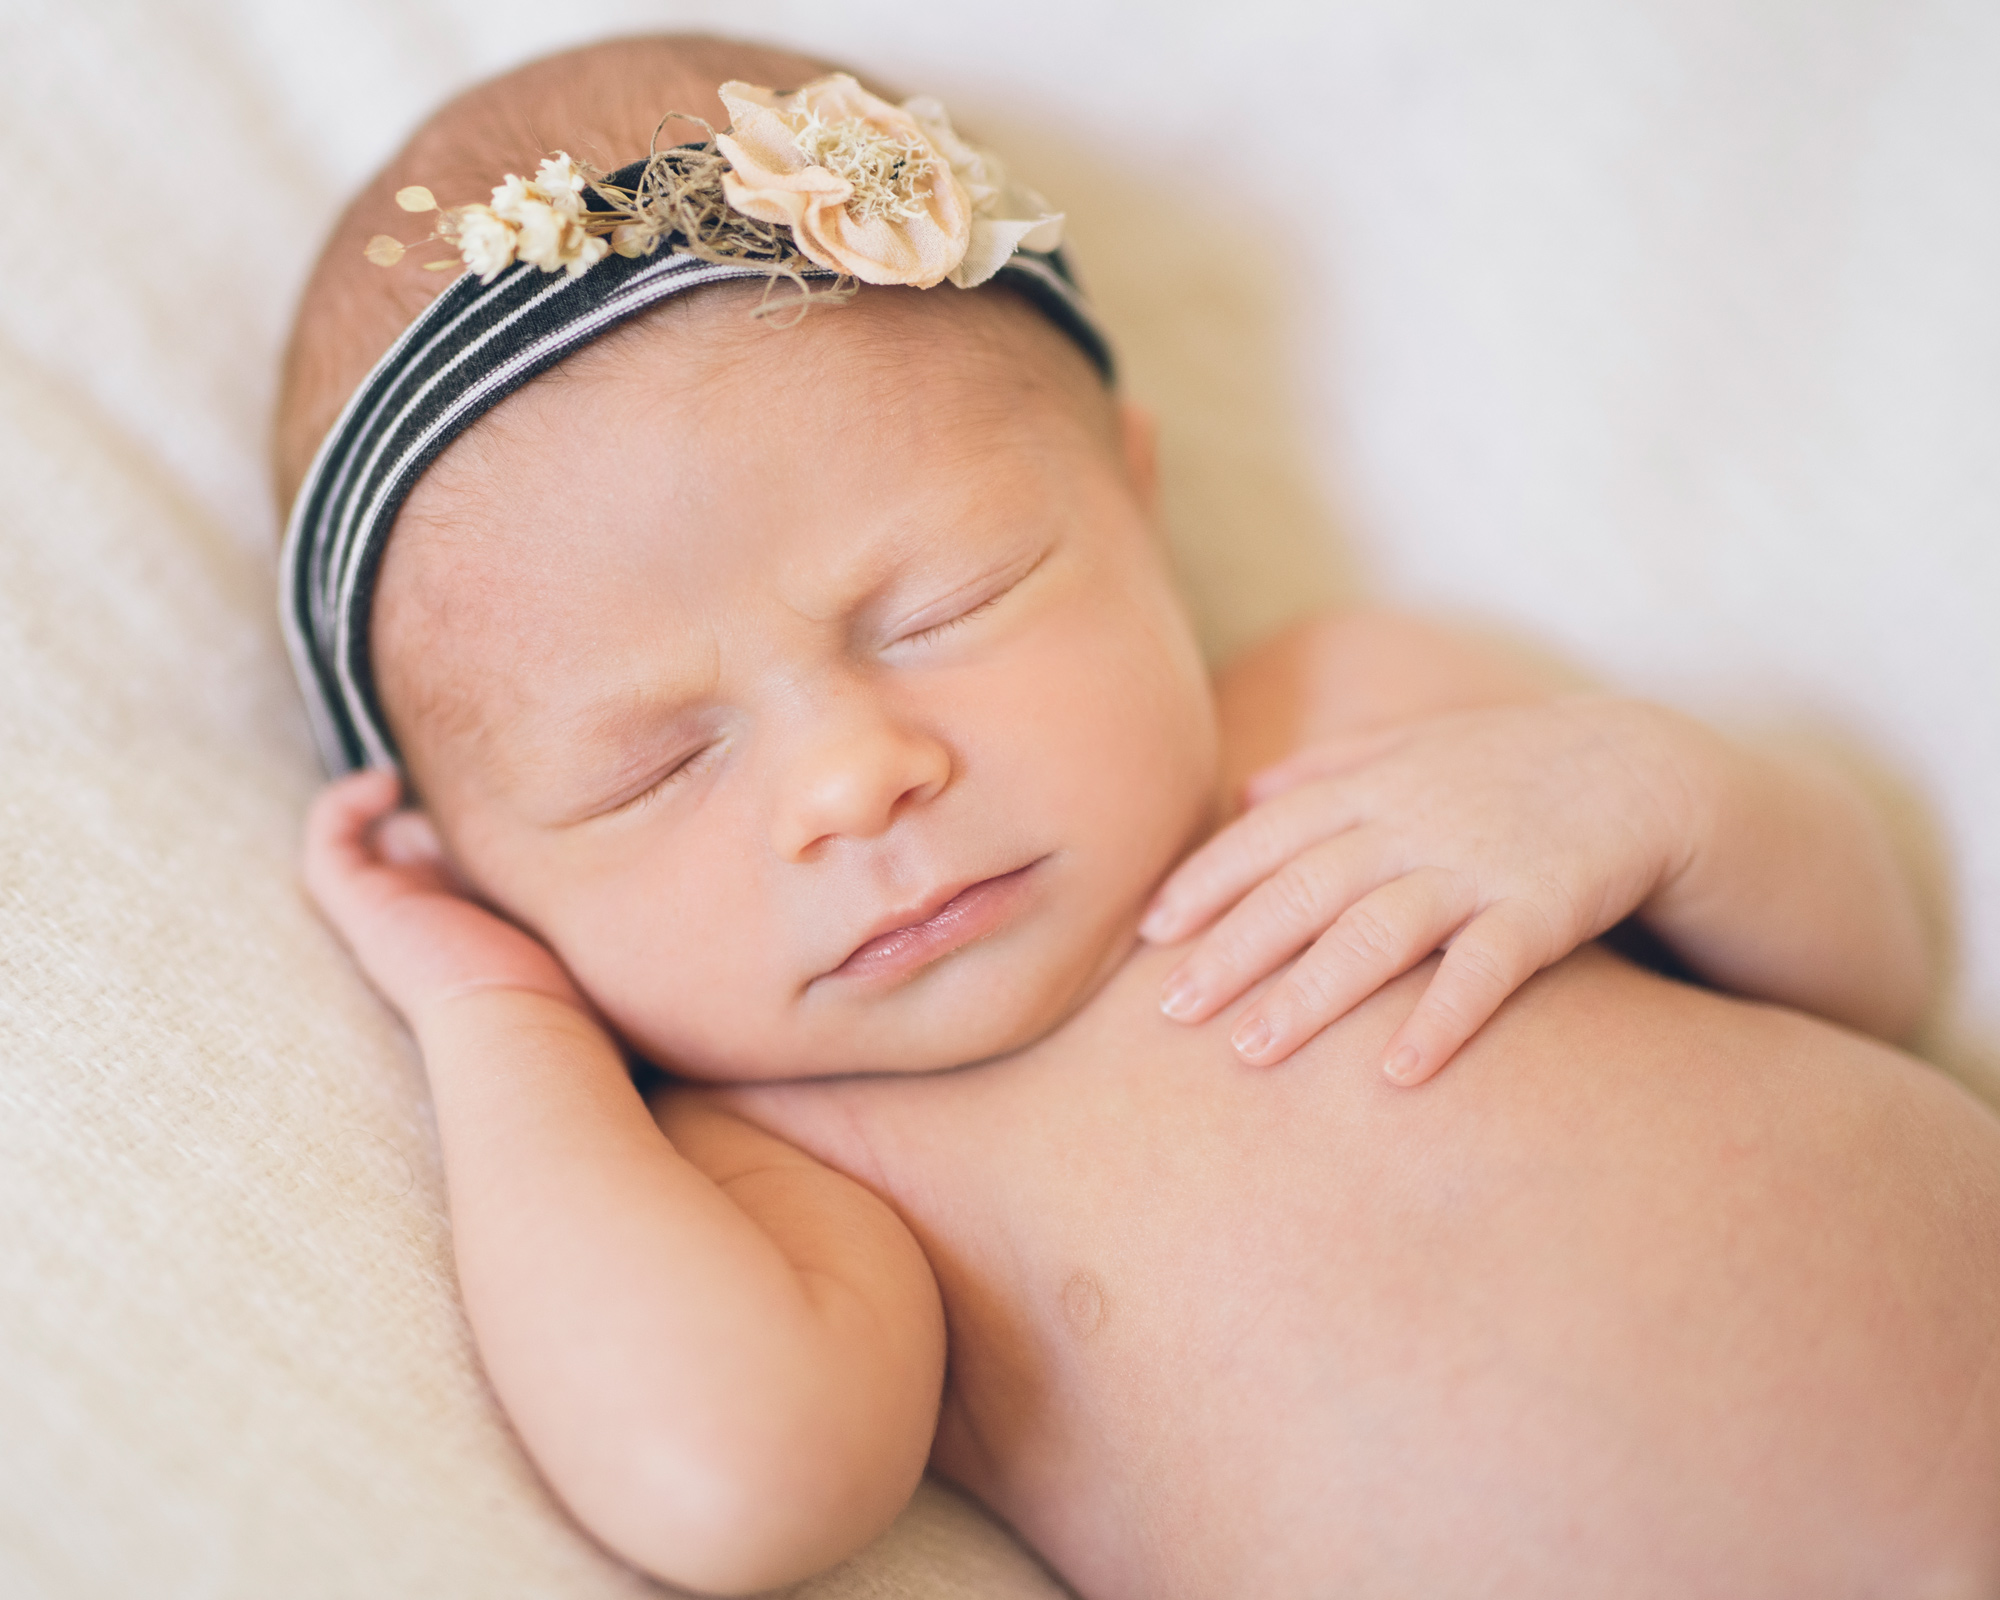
[281,91,1113,776]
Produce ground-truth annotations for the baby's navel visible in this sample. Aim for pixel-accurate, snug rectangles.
[1061,1270,1106,1340]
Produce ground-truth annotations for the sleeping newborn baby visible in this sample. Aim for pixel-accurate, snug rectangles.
[278,35,2000,1597]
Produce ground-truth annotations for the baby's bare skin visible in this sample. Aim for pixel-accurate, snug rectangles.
[691,942,2000,1596]
[657,614,2000,1594]
[286,43,1995,1588]
[295,274,1999,1591]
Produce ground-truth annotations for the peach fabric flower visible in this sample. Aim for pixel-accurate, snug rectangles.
[900,96,1064,288]
[716,75,972,288]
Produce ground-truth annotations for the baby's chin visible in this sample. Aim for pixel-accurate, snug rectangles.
[627,893,1147,1084]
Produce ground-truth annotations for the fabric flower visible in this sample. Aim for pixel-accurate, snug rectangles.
[899,97,1064,288]
[715,74,972,288]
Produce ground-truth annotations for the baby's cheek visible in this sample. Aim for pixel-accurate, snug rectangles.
[595,905,760,1063]
[1025,616,1214,864]
[493,837,727,1055]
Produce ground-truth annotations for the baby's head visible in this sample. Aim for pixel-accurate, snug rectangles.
[279,36,1219,1081]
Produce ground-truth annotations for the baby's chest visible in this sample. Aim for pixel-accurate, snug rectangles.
[728,1022,1496,1576]
[723,1005,1421,1369]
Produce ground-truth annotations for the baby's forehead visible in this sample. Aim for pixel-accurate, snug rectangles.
[399,285,1115,598]
[393,281,1121,570]
[376,285,1122,775]
[553,277,1115,430]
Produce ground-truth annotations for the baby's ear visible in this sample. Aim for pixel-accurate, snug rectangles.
[1117,400,1160,519]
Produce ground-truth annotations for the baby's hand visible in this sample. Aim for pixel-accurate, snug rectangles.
[1141,698,1705,1084]
[303,770,585,1029]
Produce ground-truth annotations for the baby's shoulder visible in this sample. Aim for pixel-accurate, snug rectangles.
[1214,607,1588,786]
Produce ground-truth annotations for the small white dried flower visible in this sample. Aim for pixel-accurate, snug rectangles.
[531,154,589,215]
[562,233,610,277]
[488,173,535,224]
[368,147,616,283]
[505,196,570,271]
[449,204,517,283]
[502,197,603,276]
[481,155,608,277]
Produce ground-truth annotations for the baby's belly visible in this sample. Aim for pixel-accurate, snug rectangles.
[721,946,2000,1599]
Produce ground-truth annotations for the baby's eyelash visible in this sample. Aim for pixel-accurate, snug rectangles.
[902,550,1050,646]
[892,552,1048,648]
[613,743,714,815]
[909,592,1004,643]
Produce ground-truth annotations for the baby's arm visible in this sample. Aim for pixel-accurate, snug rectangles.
[305,773,945,1595]
[1145,611,1932,1079]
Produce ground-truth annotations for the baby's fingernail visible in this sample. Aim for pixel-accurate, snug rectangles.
[1232,1017,1275,1061]
[1384,1046,1422,1084]
[1160,978,1200,1021]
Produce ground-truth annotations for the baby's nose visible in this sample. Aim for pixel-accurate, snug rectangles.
[771,701,951,860]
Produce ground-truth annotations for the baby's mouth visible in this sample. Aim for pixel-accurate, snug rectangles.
[822,862,1042,989]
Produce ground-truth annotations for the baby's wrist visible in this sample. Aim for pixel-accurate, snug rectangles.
[1617,699,1733,915]
[410,979,598,1050]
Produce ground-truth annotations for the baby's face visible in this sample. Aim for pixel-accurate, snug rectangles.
[377,289,1218,1079]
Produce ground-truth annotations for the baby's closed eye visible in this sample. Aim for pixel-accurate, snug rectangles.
[602,738,726,817]
[903,590,1005,645]
[880,544,1050,654]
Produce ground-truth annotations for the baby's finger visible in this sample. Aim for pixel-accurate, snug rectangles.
[1142,779,1369,944]
[1241,726,1410,808]
[301,770,457,934]
[1376,898,1560,1086]
[1159,831,1396,1023]
[373,807,444,867]
[1230,867,1472,1067]
[303,770,404,886]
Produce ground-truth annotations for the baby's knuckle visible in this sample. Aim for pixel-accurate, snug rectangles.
[1333,902,1400,963]
[1510,893,1568,961]
[1262,860,1335,931]
[1419,980,1477,1036]
[1444,936,1510,999]
[1282,958,1348,1018]
[1532,872,1580,926]
[1436,865,1481,910]
[1202,922,1278,985]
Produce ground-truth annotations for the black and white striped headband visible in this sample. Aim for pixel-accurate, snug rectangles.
[279,154,1113,776]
